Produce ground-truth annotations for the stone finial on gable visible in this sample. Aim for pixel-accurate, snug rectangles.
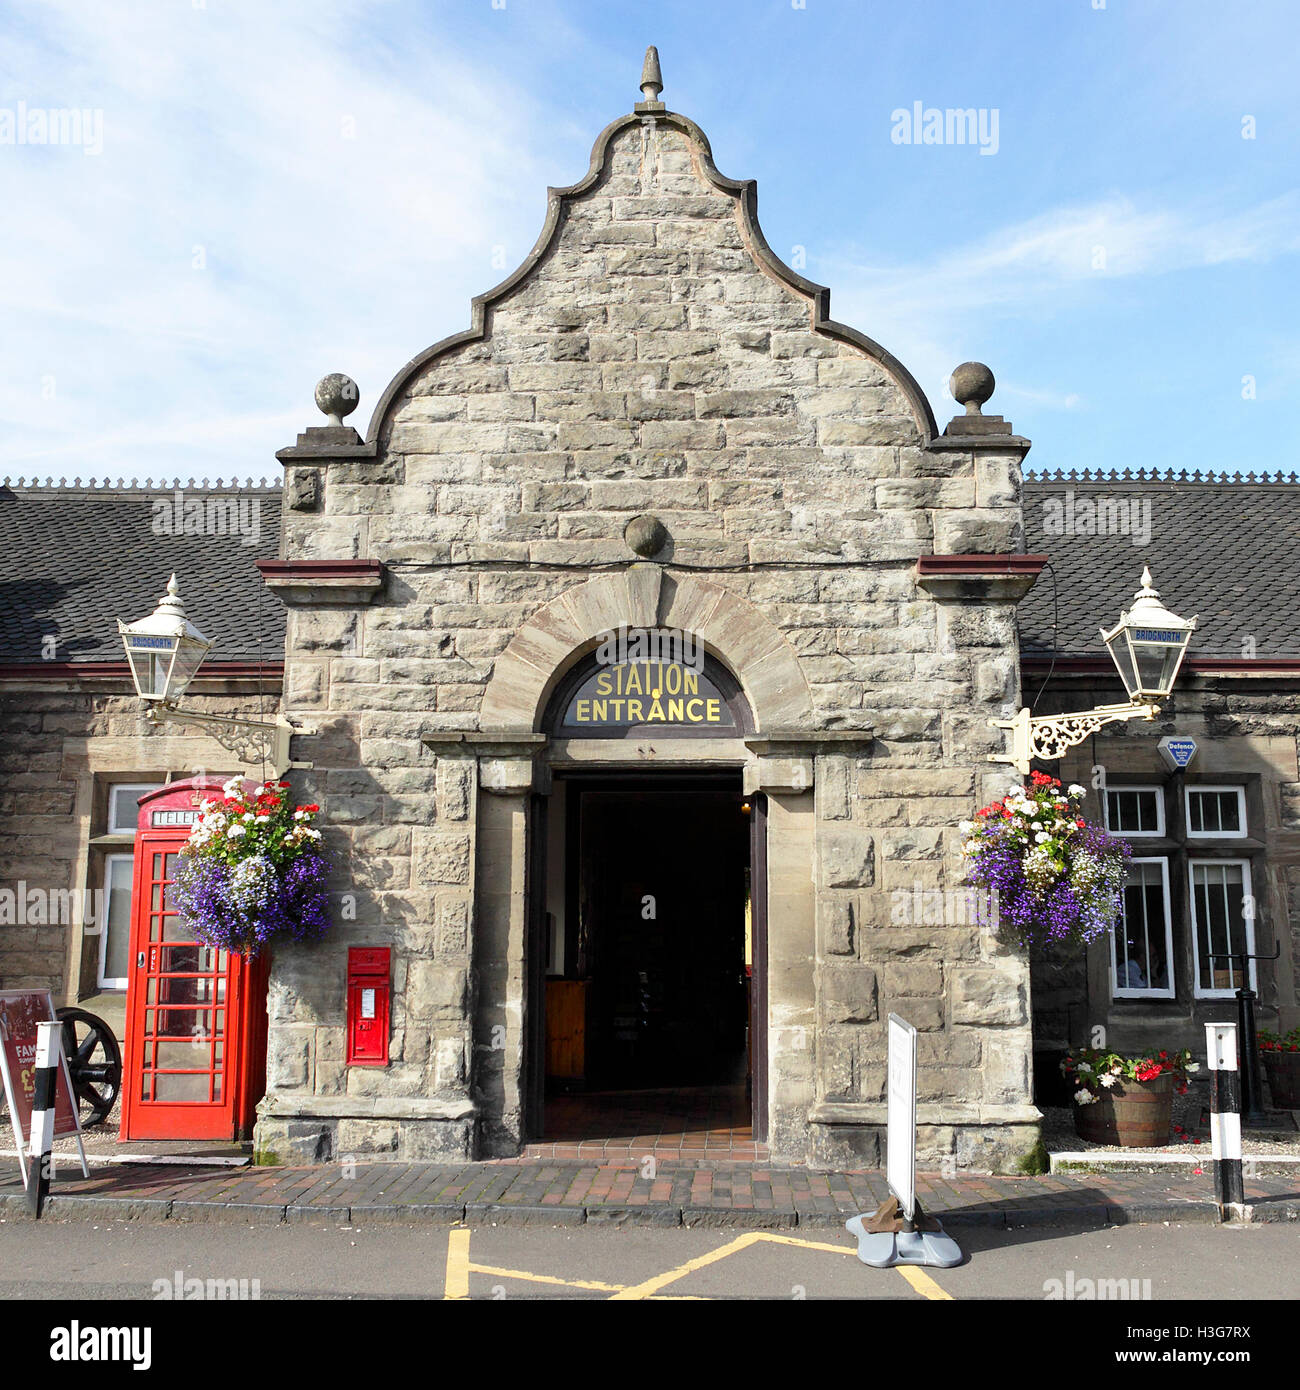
[636,45,666,113]
[275,372,374,463]
[942,361,1015,438]
[315,373,359,427]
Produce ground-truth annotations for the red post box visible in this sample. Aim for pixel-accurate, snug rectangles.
[347,947,390,1066]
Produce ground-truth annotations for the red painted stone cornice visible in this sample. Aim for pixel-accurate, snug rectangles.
[256,560,384,582]
[257,558,385,606]
[916,553,1049,577]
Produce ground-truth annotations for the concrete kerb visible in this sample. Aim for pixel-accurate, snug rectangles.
[1,1189,1271,1229]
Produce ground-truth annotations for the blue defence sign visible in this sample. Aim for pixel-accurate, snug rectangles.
[1159,736,1198,770]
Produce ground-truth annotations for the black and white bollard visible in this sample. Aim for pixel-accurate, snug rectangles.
[1206,1022,1246,1221]
[25,1021,61,1218]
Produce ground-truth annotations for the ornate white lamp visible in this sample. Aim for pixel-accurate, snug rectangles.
[1099,567,1197,703]
[118,574,305,776]
[990,568,1197,776]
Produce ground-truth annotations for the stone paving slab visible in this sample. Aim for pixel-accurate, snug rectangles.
[1,1160,1296,1229]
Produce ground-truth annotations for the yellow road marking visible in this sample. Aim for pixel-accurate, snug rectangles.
[609,1231,768,1299]
[607,1230,856,1300]
[470,1262,624,1293]
[444,1227,471,1300]
[750,1233,858,1257]
[896,1265,953,1301]
[453,1225,947,1302]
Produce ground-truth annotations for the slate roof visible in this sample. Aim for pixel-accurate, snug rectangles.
[1021,471,1300,658]
[1,471,1296,669]
[0,482,284,665]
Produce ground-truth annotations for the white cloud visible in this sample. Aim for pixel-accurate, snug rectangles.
[823,192,1300,423]
[830,192,1300,322]
[0,0,566,483]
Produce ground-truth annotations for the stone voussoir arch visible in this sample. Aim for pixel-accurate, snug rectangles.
[479,569,814,734]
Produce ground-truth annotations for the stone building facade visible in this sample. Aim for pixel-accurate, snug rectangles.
[0,482,283,1005]
[5,78,1296,1176]
[1018,472,1300,1099]
[254,95,1041,1170]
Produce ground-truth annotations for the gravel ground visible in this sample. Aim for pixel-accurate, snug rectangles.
[1,1093,249,1162]
[1041,1097,1300,1156]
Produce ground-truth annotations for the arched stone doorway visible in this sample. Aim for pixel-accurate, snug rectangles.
[469,570,824,1162]
[532,638,760,1154]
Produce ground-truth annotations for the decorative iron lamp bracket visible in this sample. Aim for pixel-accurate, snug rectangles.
[144,703,312,779]
[118,575,312,780]
[987,701,1159,778]
[987,567,1194,778]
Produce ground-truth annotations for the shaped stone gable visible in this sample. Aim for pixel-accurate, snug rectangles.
[264,82,1037,1172]
[322,111,965,580]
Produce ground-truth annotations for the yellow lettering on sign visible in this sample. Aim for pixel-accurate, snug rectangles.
[564,660,733,729]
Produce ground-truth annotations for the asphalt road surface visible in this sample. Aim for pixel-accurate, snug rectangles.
[0,1214,1296,1301]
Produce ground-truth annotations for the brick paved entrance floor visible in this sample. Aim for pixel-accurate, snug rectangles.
[3,1158,1297,1229]
[527,1083,763,1161]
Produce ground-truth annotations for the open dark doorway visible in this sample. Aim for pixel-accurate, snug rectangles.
[533,772,764,1155]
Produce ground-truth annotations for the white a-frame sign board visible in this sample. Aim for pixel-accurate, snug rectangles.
[886,1012,917,1221]
[844,1012,962,1269]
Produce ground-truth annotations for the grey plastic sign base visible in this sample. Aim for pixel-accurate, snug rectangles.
[845,1213,964,1269]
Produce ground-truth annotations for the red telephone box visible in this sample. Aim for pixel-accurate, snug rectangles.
[120,778,270,1141]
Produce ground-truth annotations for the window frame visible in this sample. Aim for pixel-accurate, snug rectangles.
[1189,856,1257,998]
[1103,784,1166,839]
[1110,856,1175,1000]
[96,850,135,991]
[91,781,165,992]
[1184,784,1248,840]
[108,782,164,835]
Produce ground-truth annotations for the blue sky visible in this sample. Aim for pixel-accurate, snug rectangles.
[2,0,1296,484]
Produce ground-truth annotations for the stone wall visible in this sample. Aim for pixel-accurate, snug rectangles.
[0,680,282,1001]
[257,110,1039,1170]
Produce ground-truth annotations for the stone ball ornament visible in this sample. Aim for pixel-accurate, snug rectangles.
[314,373,360,425]
[949,361,995,415]
[624,513,669,558]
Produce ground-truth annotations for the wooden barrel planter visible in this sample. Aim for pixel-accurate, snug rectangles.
[1262,1050,1300,1110]
[1073,1072,1175,1147]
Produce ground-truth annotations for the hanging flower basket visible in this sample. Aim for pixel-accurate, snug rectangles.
[1260,1028,1300,1110]
[1062,1048,1197,1147]
[960,772,1130,950]
[169,778,331,958]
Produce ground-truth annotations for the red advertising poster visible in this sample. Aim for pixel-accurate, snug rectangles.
[0,991,80,1141]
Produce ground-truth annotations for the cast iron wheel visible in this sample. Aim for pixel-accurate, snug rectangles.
[55,1007,122,1126]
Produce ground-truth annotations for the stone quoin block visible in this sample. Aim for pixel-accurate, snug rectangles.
[952,969,1027,1027]
[817,829,876,888]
